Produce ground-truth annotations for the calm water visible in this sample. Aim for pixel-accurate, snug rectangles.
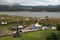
[0,12,60,18]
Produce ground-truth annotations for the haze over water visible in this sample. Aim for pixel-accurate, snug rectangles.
[0,12,60,18]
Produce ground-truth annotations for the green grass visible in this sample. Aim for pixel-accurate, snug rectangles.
[0,21,33,30]
[0,23,16,29]
[0,30,60,40]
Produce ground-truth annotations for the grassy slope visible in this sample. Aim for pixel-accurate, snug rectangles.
[0,30,60,40]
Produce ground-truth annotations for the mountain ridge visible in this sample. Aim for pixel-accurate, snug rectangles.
[0,4,60,12]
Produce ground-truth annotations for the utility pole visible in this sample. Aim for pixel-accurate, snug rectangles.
[13,16,20,38]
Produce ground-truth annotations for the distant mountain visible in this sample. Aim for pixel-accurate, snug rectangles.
[32,5,60,12]
[0,4,60,12]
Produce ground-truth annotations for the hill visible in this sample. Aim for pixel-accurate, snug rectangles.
[0,4,60,12]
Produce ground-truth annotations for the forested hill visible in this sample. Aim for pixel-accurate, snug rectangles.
[0,4,60,12]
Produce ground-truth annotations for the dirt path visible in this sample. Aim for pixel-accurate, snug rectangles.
[24,24,35,30]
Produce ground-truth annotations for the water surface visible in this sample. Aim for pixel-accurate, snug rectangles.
[0,12,60,18]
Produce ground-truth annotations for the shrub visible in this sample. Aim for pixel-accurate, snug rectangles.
[46,32,58,40]
[56,24,60,31]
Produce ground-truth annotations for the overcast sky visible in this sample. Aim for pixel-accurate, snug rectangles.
[0,0,60,6]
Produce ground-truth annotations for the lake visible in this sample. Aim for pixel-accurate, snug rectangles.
[0,12,60,18]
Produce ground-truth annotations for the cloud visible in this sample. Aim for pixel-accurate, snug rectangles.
[0,0,60,6]
[45,0,60,5]
[18,0,60,6]
[0,0,17,5]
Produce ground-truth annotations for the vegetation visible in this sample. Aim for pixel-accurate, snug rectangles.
[0,15,60,30]
[0,31,60,40]
[0,5,60,12]
[56,24,60,31]
[0,15,60,40]
[46,31,60,40]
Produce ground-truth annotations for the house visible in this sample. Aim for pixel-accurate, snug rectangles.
[40,17,46,20]
[18,26,24,29]
[10,25,25,30]
[35,23,42,28]
[25,18,29,20]
[42,26,48,30]
[1,21,7,25]
[51,26,57,30]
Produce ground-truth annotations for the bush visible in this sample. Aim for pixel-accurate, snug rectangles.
[56,24,60,31]
[46,32,58,40]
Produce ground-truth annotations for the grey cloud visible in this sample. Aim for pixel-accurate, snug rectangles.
[0,0,60,6]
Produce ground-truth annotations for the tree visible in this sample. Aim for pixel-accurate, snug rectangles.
[56,24,60,31]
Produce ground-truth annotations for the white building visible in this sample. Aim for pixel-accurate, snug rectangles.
[18,26,24,29]
[35,23,42,28]
[1,22,7,25]
[51,26,57,30]
[40,17,46,20]
[42,26,48,30]
[25,18,29,20]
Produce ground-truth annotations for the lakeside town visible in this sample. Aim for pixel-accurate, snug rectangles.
[0,0,60,40]
[0,14,60,40]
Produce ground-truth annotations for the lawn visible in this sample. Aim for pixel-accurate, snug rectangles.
[0,30,60,40]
